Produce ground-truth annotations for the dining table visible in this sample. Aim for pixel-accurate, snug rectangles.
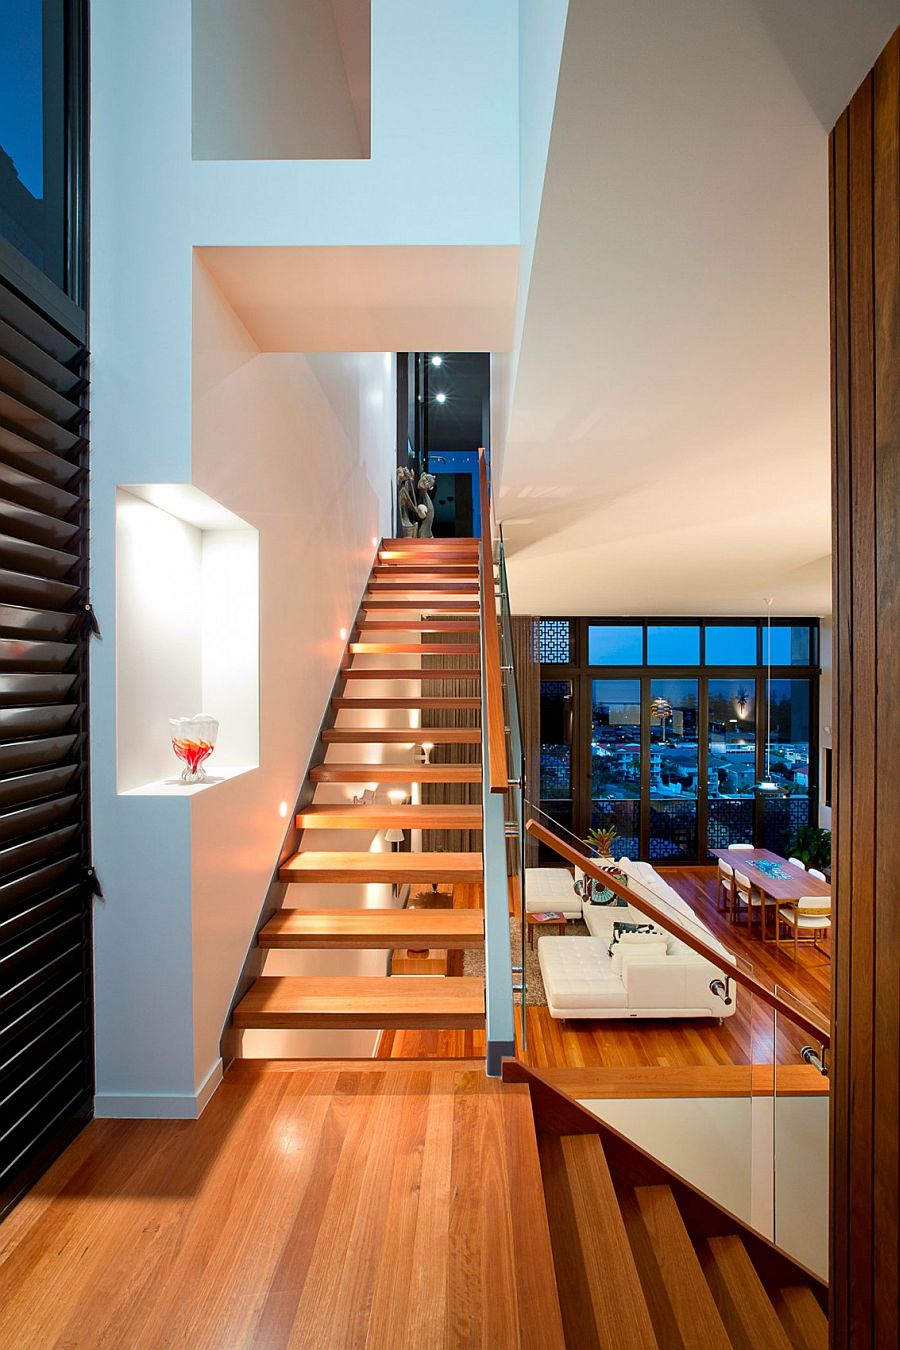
[710,847,831,942]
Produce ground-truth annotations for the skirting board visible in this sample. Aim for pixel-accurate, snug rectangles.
[94,1058,223,1120]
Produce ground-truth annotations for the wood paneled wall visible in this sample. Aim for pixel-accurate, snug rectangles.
[830,27,900,1348]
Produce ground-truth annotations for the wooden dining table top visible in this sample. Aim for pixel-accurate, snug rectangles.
[710,847,831,902]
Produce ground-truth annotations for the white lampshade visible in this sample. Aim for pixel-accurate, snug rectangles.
[384,827,406,844]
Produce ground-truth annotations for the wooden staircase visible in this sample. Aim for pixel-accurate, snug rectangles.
[506,1062,828,1349]
[232,537,487,1043]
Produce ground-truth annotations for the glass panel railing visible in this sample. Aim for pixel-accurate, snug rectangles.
[773,982,830,1278]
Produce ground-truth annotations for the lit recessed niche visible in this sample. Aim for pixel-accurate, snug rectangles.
[116,484,260,795]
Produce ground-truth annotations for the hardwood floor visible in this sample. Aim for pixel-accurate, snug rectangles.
[379,868,832,1072]
[0,1063,564,1350]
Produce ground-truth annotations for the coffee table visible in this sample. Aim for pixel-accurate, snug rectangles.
[526,911,567,950]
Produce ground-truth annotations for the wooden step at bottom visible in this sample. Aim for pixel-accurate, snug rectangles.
[279,850,484,884]
[323,728,481,744]
[697,1235,793,1349]
[310,763,481,784]
[539,1132,657,1349]
[331,697,481,710]
[296,803,483,830]
[771,1286,828,1350]
[259,907,484,949]
[233,975,485,1029]
[619,1185,731,1347]
[363,600,480,612]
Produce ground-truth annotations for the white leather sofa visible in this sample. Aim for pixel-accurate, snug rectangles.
[524,866,583,919]
[538,857,737,1020]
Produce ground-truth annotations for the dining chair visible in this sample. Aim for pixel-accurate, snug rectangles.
[788,856,806,869]
[808,868,827,882]
[732,868,767,934]
[728,842,754,850]
[776,896,832,961]
[716,859,734,912]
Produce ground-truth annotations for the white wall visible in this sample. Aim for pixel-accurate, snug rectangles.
[192,0,367,161]
[90,0,519,1115]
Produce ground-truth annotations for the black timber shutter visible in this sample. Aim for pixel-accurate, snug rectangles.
[0,275,93,1216]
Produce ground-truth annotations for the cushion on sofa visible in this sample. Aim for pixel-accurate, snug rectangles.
[525,867,581,916]
[538,937,627,1009]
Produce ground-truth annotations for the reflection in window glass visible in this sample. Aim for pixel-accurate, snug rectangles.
[588,625,643,665]
[591,680,641,801]
[705,625,757,665]
[539,680,573,801]
[649,679,698,796]
[707,678,756,799]
[647,626,699,665]
[0,0,67,290]
[766,679,810,796]
[763,624,811,666]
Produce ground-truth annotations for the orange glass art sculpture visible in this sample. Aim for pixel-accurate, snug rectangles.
[169,715,219,784]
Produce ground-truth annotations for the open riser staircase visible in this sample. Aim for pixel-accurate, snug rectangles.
[508,1062,828,1350]
[231,536,488,1045]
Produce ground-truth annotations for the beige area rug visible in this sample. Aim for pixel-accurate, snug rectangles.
[464,914,589,1006]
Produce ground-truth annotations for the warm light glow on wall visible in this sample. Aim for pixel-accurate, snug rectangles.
[339,627,348,641]
[279,801,289,818]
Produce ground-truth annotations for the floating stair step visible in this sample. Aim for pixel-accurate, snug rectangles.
[296,803,483,830]
[373,564,478,576]
[363,600,479,611]
[259,907,484,949]
[381,537,477,548]
[541,1133,657,1348]
[620,1185,731,1347]
[323,728,481,744]
[332,696,481,710]
[233,975,486,1030]
[772,1286,828,1349]
[279,850,484,884]
[349,642,481,656]
[368,579,479,591]
[310,763,481,784]
[341,668,480,681]
[697,1235,793,1349]
[357,621,480,633]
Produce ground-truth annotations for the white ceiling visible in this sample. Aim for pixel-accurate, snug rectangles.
[501,0,899,618]
[197,246,519,352]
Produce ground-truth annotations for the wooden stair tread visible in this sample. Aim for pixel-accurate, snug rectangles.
[296,803,483,829]
[540,1132,657,1349]
[373,565,478,575]
[356,621,480,632]
[233,975,485,1029]
[622,1184,731,1347]
[259,907,484,948]
[311,763,481,783]
[279,850,484,883]
[363,600,479,611]
[698,1234,794,1349]
[341,668,480,680]
[323,727,480,744]
[331,696,481,709]
[349,642,481,655]
[772,1286,828,1350]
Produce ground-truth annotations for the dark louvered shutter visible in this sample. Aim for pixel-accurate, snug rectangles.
[0,276,93,1215]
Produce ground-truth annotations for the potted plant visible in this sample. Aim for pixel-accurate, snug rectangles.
[786,824,832,874]
[585,825,618,862]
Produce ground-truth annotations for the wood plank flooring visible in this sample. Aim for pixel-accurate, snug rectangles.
[378,869,832,1071]
[0,1063,565,1350]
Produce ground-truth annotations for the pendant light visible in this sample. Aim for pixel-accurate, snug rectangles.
[755,597,784,795]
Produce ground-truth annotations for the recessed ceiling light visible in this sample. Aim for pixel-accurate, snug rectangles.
[431,355,443,367]
[435,392,447,404]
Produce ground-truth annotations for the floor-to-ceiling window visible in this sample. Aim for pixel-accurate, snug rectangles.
[537,618,819,864]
